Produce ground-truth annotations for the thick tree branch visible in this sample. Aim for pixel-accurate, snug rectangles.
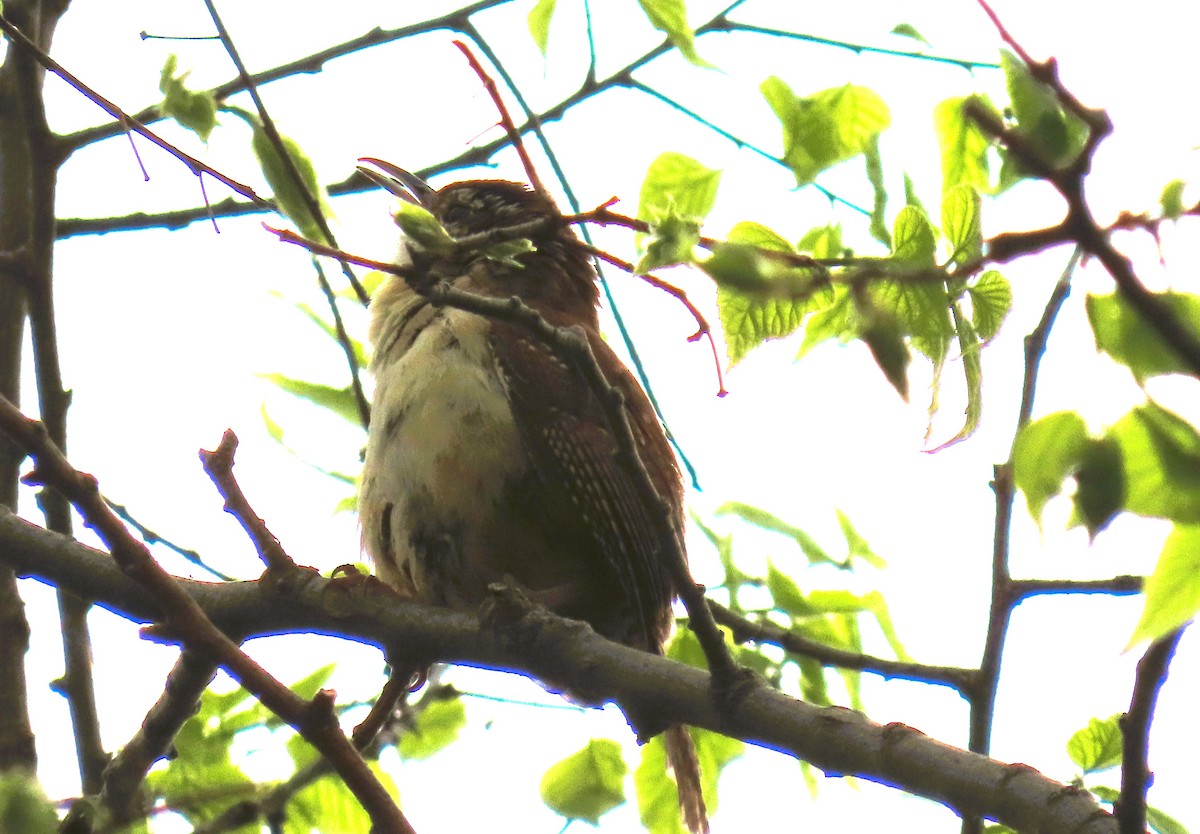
[0,508,1120,834]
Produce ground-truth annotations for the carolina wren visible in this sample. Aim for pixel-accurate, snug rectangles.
[357,160,708,833]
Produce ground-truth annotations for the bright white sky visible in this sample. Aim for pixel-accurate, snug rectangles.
[11,0,1199,831]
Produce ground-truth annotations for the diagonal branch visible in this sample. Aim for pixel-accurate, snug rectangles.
[0,399,413,834]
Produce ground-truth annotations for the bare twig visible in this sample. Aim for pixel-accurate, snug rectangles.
[452,40,548,198]
[0,401,412,833]
[198,431,294,574]
[0,12,268,207]
[710,602,977,691]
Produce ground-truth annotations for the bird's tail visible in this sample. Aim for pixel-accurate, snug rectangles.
[665,723,709,834]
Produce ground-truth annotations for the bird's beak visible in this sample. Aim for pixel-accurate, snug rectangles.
[356,157,435,207]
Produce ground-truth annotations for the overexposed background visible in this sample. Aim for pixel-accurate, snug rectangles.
[11,0,1199,830]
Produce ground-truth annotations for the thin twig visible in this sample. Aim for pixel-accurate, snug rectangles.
[198,431,294,573]
[0,12,268,206]
[0,401,413,832]
[452,40,547,198]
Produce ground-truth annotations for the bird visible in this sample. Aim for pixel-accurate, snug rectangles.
[356,158,709,833]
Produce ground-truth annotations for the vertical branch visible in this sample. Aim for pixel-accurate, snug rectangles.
[963,251,1077,834]
[1116,628,1186,834]
[0,0,107,785]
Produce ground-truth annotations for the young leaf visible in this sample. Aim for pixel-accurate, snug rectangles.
[542,739,627,825]
[933,96,994,194]
[967,270,1012,342]
[1066,714,1123,773]
[1128,524,1200,648]
[639,214,702,272]
[260,373,362,426]
[0,773,57,834]
[717,501,841,567]
[1160,179,1186,220]
[930,305,982,450]
[712,221,830,364]
[638,152,721,225]
[636,0,711,67]
[636,729,742,833]
[393,200,456,254]
[1011,411,1089,523]
[1086,292,1200,381]
[248,121,331,244]
[855,296,911,400]
[1109,403,1200,523]
[864,135,891,247]
[890,23,930,46]
[1001,51,1089,173]
[1071,436,1126,538]
[891,205,937,266]
[397,696,467,760]
[942,184,982,265]
[761,78,891,186]
[159,54,217,142]
[836,509,886,568]
[527,0,557,55]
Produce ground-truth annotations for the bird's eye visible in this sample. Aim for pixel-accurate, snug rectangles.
[442,203,471,227]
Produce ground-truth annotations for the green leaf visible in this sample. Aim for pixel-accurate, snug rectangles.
[638,152,721,226]
[929,303,982,450]
[260,373,361,426]
[872,278,953,364]
[1066,714,1123,773]
[397,696,467,760]
[1145,804,1192,834]
[762,78,891,186]
[717,501,841,567]
[1071,436,1126,538]
[902,172,927,213]
[890,23,930,45]
[933,96,994,193]
[285,761,397,834]
[713,222,832,365]
[159,54,217,142]
[1001,51,1089,171]
[639,214,702,272]
[968,270,1012,342]
[1086,292,1200,382]
[392,200,456,254]
[637,0,711,67]
[1129,524,1200,647]
[767,562,814,617]
[1161,179,1186,220]
[864,135,891,247]
[836,509,885,568]
[541,739,627,825]
[942,184,982,265]
[527,0,557,54]
[798,286,858,357]
[1109,403,1200,523]
[1012,411,1090,522]
[855,295,910,400]
[797,224,844,258]
[689,511,743,594]
[891,205,937,266]
[0,773,57,834]
[636,728,742,833]
[249,124,330,244]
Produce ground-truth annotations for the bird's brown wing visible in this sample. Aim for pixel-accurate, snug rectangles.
[489,321,680,651]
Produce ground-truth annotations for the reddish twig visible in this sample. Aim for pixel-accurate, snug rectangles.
[580,243,728,396]
[453,39,548,198]
[198,431,294,573]
[0,398,412,834]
